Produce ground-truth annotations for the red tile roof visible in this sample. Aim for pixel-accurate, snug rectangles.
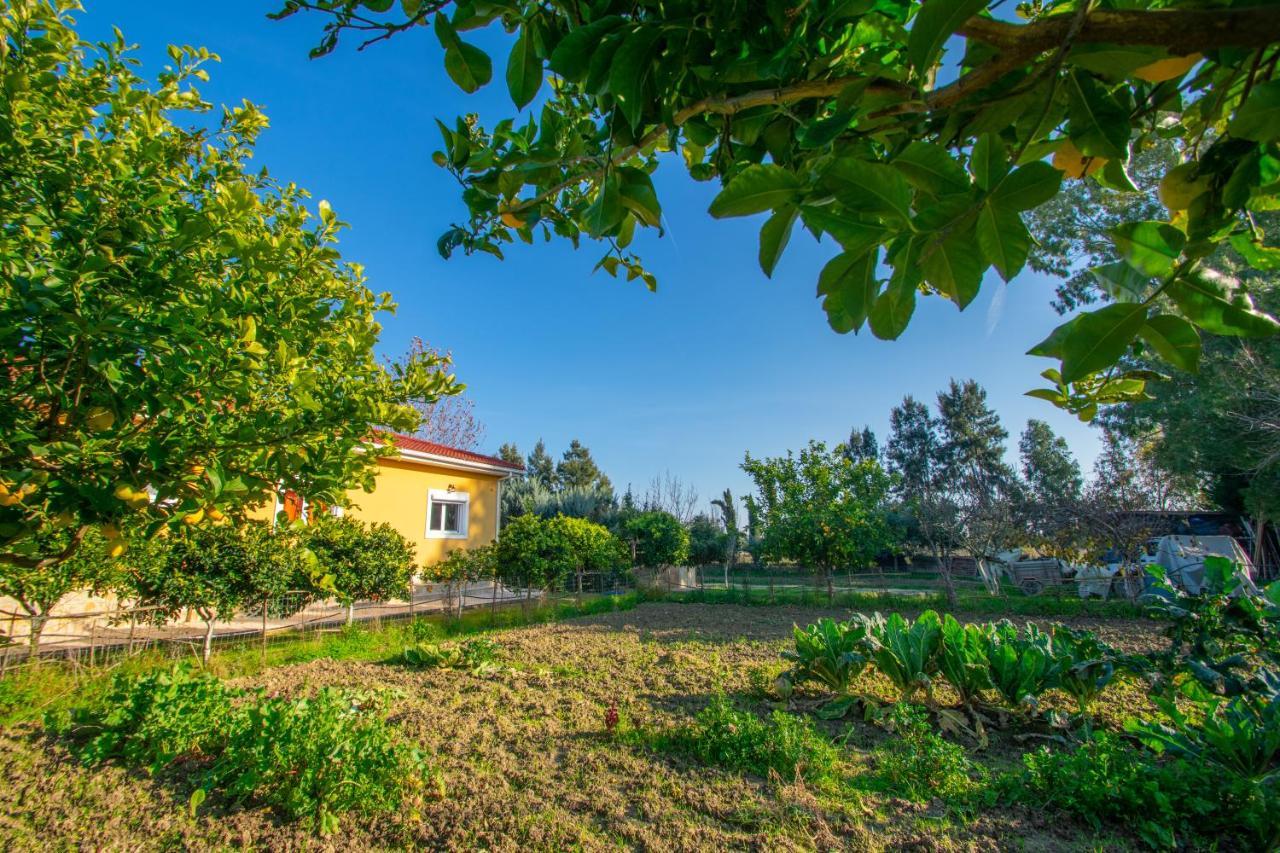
[384,433,524,472]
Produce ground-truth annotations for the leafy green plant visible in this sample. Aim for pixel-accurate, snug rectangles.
[873,703,979,803]
[1051,626,1120,716]
[1012,730,1275,850]
[938,614,992,708]
[661,696,840,784]
[984,622,1062,712]
[866,611,942,702]
[303,516,416,623]
[205,688,428,834]
[401,637,504,675]
[44,665,238,774]
[782,617,871,694]
[1131,680,1280,786]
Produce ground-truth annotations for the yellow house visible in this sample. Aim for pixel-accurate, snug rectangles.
[263,433,522,568]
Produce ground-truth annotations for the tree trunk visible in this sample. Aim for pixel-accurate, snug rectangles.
[1252,515,1267,579]
[940,556,958,610]
[825,568,834,606]
[27,611,47,656]
[202,618,216,664]
[346,601,355,626]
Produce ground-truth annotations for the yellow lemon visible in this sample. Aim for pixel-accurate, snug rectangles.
[182,508,205,526]
[106,541,127,558]
[86,407,115,431]
[114,483,137,501]
[1158,162,1211,212]
[1052,140,1107,179]
[206,507,226,522]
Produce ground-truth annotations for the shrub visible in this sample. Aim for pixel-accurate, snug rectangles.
[663,695,839,783]
[494,514,575,595]
[873,703,978,802]
[1012,730,1274,850]
[303,516,416,616]
[45,665,239,774]
[548,515,628,593]
[206,688,428,834]
[621,510,689,568]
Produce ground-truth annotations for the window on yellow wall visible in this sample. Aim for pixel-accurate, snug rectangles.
[426,488,469,539]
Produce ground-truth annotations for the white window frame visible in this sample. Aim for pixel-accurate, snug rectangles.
[426,488,470,539]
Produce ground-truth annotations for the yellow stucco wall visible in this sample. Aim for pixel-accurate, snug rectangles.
[343,458,502,567]
[249,457,503,571]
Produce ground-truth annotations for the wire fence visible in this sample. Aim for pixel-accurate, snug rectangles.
[0,570,632,676]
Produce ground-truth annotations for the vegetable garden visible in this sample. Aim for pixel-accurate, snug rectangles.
[1,557,1275,850]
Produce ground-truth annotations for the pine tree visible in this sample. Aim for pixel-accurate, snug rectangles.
[936,379,1013,492]
[526,439,557,491]
[843,426,879,464]
[886,396,942,503]
[1019,420,1082,503]
[557,439,611,492]
[497,442,523,472]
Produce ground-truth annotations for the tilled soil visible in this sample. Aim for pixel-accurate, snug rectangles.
[0,603,1164,851]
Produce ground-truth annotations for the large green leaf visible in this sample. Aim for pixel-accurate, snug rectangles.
[1090,261,1151,302]
[1112,221,1185,276]
[976,202,1030,281]
[1139,314,1201,372]
[907,0,989,74]
[444,42,493,93]
[921,229,983,308]
[1166,269,1280,337]
[759,207,798,277]
[709,165,803,218]
[1060,303,1149,383]
[893,141,969,195]
[1027,315,1081,358]
[547,16,622,83]
[818,249,879,332]
[970,133,1008,191]
[505,32,542,109]
[991,162,1062,211]
[1229,79,1280,142]
[869,277,917,340]
[582,174,624,236]
[824,158,912,223]
[609,26,663,130]
[1066,70,1131,159]
[800,207,889,257]
[617,167,661,227]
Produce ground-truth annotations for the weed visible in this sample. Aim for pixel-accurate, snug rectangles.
[871,703,979,803]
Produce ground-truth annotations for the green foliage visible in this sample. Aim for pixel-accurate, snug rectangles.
[549,515,628,577]
[44,665,237,774]
[496,513,625,592]
[1051,626,1121,716]
[661,696,840,784]
[206,688,428,834]
[984,621,1062,712]
[685,514,728,566]
[1012,731,1274,850]
[401,637,505,675]
[937,614,993,707]
[0,1,457,570]
[126,522,318,625]
[421,543,496,585]
[742,441,897,596]
[782,618,871,695]
[303,516,415,605]
[1132,683,1280,786]
[865,611,943,702]
[622,510,689,568]
[283,0,1280,418]
[873,703,979,803]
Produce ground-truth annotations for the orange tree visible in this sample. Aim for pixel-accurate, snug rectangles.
[742,441,896,603]
[284,0,1280,418]
[0,2,457,576]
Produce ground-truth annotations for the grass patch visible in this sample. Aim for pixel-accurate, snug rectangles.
[649,584,1143,619]
[0,592,640,727]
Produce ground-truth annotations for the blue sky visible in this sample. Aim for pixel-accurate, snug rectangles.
[82,1,1101,510]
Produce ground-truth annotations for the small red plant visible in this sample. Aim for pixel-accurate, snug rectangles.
[604,703,619,734]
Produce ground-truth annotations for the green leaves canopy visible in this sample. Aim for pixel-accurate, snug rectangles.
[286,0,1280,418]
[0,2,458,571]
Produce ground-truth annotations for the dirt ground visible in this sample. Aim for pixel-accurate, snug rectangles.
[0,602,1165,851]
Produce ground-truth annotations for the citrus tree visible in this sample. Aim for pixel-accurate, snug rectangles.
[621,510,689,569]
[0,1,457,576]
[742,441,897,603]
[285,0,1280,418]
[548,514,627,595]
[302,516,416,623]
